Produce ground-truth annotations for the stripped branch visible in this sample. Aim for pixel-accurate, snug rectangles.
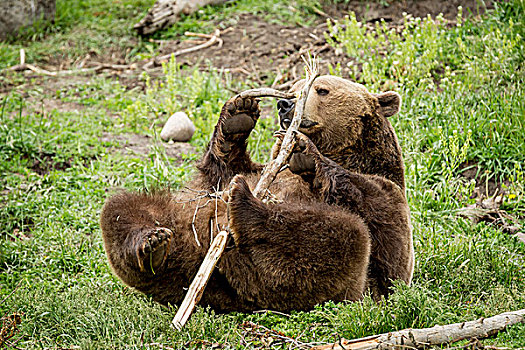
[239,88,295,100]
[253,57,319,198]
[313,309,525,350]
[171,230,229,330]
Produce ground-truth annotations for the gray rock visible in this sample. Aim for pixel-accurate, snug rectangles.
[0,0,56,40]
[160,111,195,142]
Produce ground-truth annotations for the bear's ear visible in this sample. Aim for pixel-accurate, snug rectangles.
[375,91,401,117]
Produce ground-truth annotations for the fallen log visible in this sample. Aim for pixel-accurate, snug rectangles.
[171,58,319,330]
[134,0,231,35]
[313,309,525,350]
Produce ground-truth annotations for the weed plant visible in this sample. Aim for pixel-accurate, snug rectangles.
[1,0,524,348]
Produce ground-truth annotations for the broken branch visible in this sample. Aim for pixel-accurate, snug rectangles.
[171,230,229,330]
[312,309,525,350]
[253,59,319,198]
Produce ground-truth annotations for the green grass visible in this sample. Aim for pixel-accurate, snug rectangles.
[1,0,525,348]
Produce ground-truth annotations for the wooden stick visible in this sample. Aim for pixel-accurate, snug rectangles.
[239,88,295,100]
[253,60,319,198]
[312,309,525,350]
[171,230,229,330]
[143,29,221,70]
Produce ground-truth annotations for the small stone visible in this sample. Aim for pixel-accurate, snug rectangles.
[160,112,195,142]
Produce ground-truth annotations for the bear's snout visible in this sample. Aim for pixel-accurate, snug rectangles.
[277,99,295,129]
[277,99,295,114]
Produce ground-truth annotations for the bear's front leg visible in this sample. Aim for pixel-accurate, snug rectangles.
[197,95,263,190]
[287,132,366,207]
[288,132,413,299]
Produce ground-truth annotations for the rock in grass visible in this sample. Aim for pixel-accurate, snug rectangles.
[160,112,195,142]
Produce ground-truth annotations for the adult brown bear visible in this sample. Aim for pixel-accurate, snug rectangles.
[100,75,414,312]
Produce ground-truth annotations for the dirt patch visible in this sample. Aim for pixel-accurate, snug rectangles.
[100,132,195,160]
[153,0,491,88]
[29,151,72,175]
[459,161,510,199]
[323,0,491,22]
[2,0,491,93]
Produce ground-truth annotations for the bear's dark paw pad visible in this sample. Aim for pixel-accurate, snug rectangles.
[223,113,255,135]
[223,97,260,136]
[137,227,172,273]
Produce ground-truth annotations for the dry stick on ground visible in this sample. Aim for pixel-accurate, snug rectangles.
[2,29,222,76]
[312,309,525,350]
[143,29,221,70]
[172,60,319,331]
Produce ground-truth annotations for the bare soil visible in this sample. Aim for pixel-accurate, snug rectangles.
[100,132,195,160]
[155,0,492,87]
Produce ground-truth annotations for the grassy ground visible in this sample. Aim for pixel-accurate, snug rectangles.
[1,0,525,348]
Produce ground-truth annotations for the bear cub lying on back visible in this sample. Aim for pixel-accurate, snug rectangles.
[100,75,414,312]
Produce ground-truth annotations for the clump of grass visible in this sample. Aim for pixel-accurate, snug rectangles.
[123,58,279,161]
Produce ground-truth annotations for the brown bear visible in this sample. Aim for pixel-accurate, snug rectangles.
[100,75,414,312]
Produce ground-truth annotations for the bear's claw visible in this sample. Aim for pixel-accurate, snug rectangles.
[137,227,172,273]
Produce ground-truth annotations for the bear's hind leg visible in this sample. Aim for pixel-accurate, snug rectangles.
[100,191,175,287]
[220,175,370,311]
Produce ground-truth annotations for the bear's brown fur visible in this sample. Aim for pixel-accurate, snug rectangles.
[100,75,414,312]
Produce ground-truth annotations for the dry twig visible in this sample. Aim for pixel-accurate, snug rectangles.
[240,321,325,349]
[171,230,229,330]
[143,29,221,70]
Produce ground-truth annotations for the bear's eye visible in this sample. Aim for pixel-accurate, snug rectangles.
[316,88,329,96]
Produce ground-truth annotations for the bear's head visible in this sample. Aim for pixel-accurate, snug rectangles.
[277,75,405,189]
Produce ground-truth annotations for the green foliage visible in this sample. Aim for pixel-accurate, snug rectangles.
[1,0,525,348]
[327,12,448,89]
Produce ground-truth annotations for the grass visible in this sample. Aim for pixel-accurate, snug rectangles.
[1,0,525,348]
